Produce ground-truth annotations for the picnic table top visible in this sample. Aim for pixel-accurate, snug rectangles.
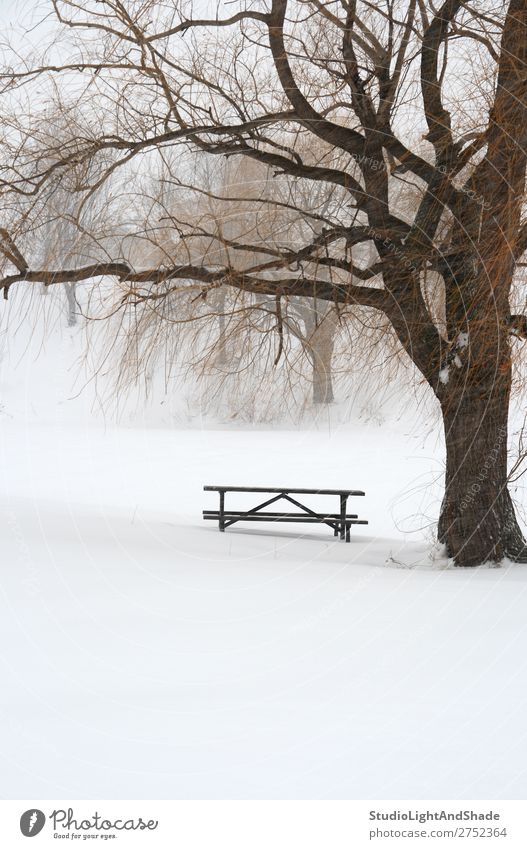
[204,485,365,496]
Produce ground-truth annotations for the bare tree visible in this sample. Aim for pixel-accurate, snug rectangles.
[130,152,349,407]
[170,153,348,405]
[289,299,339,404]
[1,0,527,566]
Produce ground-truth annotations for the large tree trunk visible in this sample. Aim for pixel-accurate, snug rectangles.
[438,375,527,567]
[435,0,527,568]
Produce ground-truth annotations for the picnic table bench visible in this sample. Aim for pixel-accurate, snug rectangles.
[203,485,367,542]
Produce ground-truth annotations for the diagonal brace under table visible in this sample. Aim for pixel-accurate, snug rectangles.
[222,492,285,529]
[281,493,342,534]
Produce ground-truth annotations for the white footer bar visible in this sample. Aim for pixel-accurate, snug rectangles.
[2,800,526,848]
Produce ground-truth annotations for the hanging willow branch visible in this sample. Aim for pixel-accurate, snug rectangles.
[274,293,284,365]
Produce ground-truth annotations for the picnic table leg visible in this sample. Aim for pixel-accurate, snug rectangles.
[340,494,347,540]
[346,523,351,543]
[219,490,225,532]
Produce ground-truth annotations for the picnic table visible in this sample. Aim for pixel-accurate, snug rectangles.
[203,485,367,542]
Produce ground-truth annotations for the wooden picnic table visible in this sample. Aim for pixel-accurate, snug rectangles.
[203,485,367,542]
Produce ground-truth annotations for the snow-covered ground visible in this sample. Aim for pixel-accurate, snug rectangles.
[1,295,527,799]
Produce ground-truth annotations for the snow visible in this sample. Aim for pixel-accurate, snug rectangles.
[439,366,450,384]
[1,294,527,800]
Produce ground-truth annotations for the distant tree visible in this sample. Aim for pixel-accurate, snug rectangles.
[2,107,116,326]
[128,153,351,407]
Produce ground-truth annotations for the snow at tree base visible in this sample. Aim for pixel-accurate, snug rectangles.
[2,298,527,800]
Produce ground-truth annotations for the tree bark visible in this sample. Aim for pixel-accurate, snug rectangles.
[215,288,228,367]
[311,344,334,404]
[64,282,78,327]
[438,379,527,567]
[307,311,337,404]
